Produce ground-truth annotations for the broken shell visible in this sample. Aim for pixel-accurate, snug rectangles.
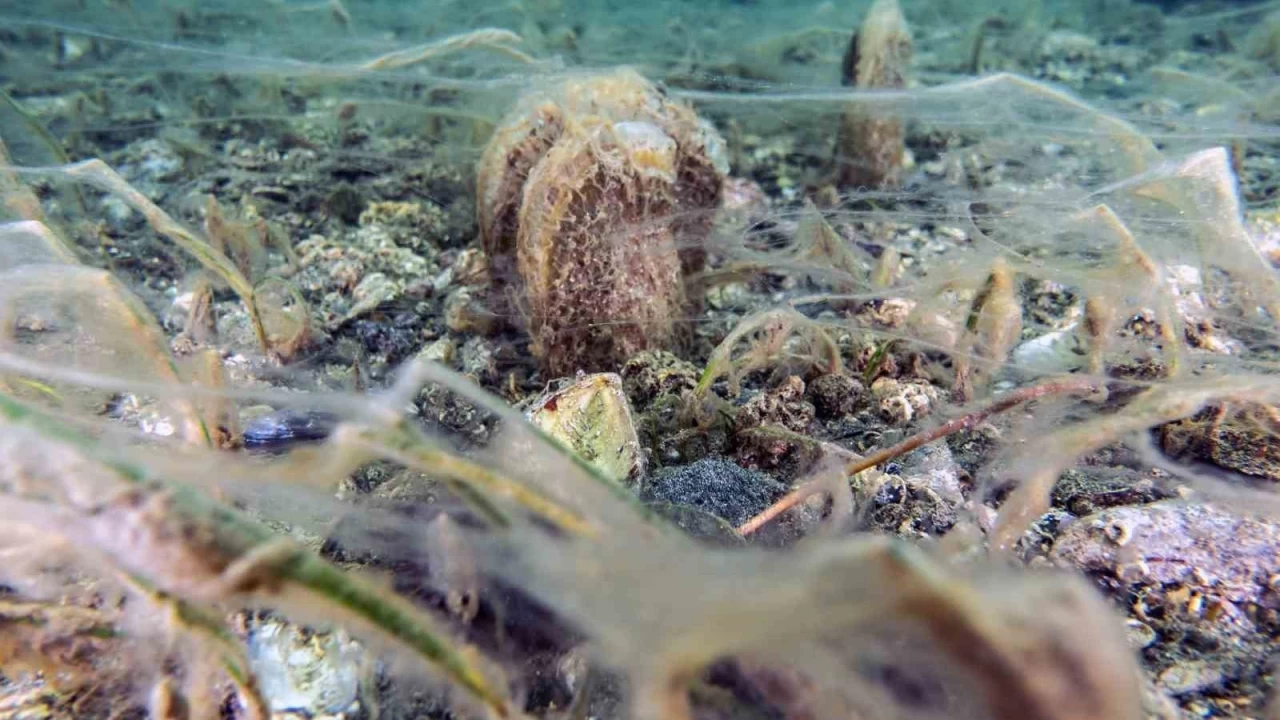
[1124,618,1157,649]
[444,285,500,336]
[1007,325,1085,381]
[526,372,645,487]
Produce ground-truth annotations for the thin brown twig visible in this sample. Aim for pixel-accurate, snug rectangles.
[735,376,1099,536]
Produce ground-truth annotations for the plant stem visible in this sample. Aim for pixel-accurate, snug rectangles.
[736,376,1098,536]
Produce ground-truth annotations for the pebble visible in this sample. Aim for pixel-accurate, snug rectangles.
[1125,618,1157,649]
[243,409,338,451]
[1157,661,1223,696]
[641,457,785,527]
[132,139,184,183]
[417,336,457,367]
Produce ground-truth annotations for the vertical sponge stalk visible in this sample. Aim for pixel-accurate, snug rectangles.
[835,0,913,189]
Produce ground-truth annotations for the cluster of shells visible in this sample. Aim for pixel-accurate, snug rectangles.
[476,69,728,377]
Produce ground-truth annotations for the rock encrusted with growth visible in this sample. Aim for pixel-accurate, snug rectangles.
[1052,500,1280,608]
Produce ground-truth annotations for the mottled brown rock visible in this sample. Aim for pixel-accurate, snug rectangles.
[619,349,699,408]
[1161,403,1280,482]
[735,376,815,434]
[733,376,820,475]
[805,372,865,419]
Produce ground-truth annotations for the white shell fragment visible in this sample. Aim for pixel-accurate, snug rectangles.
[246,618,364,717]
[1005,325,1085,381]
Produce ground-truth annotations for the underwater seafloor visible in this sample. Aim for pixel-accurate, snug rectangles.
[3,0,1280,718]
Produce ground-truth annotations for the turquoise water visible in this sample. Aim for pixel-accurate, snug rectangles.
[1,0,1280,718]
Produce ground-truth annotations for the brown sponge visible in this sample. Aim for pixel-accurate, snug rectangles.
[476,69,727,376]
